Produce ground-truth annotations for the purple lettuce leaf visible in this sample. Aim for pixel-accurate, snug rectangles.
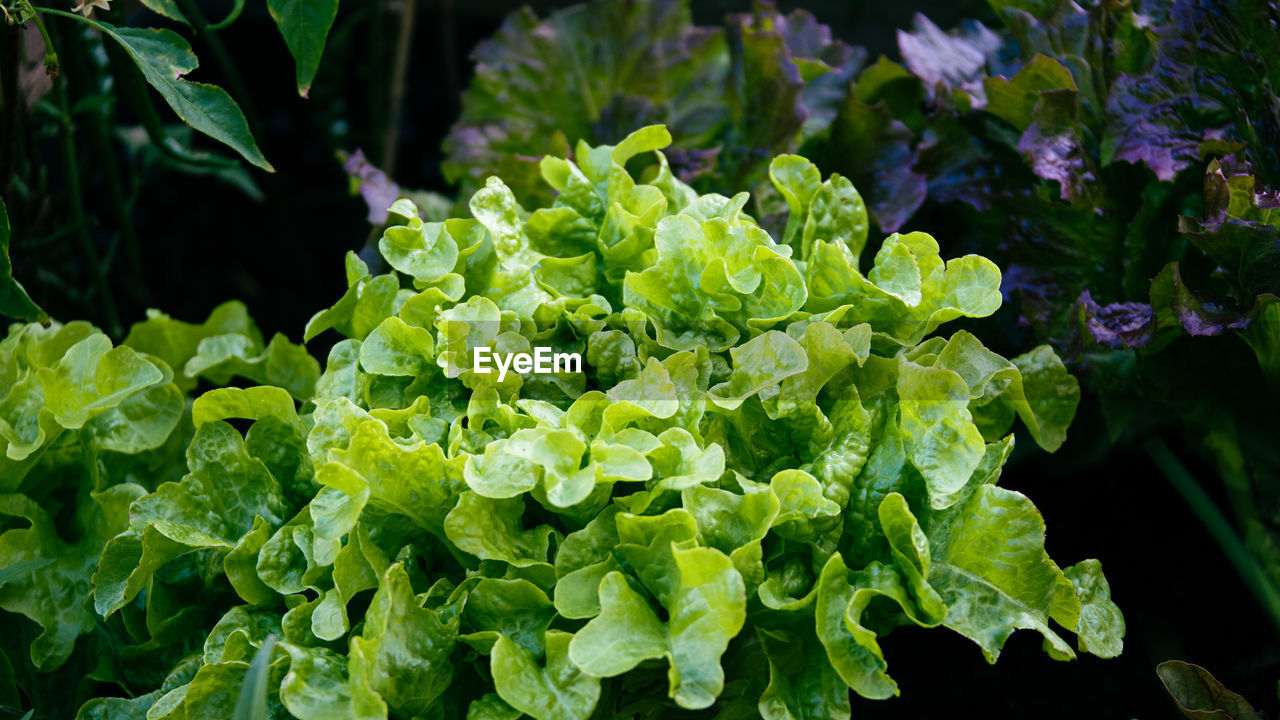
[1077,291,1156,349]
[897,13,1005,104]
[1104,0,1280,182]
[1150,262,1257,337]
[1176,155,1280,305]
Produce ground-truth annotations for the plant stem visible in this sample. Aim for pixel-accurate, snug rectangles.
[438,0,458,118]
[1206,426,1261,539]
[380,0,416,174]
[50,22,119,335]
[206,0,245,31]
[59,11,147,302]
[1,23,24,198]
[1146,438,1280,637]
[366,0,388,163]
[23,1,58,75]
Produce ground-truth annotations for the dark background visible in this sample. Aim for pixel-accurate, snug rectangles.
[7,0,1279,716]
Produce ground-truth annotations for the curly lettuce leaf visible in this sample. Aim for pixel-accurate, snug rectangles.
[568,545,746,710]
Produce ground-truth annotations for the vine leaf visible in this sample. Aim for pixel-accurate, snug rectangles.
[267,0,339,97]
[0,199,48,324]
[137,0,187,24]
[46,10,273,171]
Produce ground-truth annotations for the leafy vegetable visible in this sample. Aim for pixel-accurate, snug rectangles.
[0,126,1116,718]
[441,0,863,209]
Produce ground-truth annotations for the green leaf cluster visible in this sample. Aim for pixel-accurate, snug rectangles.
[0,127,1116,719]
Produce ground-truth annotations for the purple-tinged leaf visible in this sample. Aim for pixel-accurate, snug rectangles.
[1151,263,1255,337]
[1077,292,1155,349]
[897,13,1002,104]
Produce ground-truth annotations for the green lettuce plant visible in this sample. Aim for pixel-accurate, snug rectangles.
[439,0,1280,639]
[1,126,1120,718]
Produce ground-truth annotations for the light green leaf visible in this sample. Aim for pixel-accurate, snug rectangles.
[553,506,622,619]
[318,418,464,536]
[465,578,555,656]
[1,487,140,669]
[184,332,320,401]
[444,492,554,567]
[683,477,779,588]
[75,691,161,719]
[925,484,1078,662]
[709,330,808,410]
[1063,559,1124,658]
[492,631,600,720]
[768,154,823,247]
[770,468,841,541]
[279,643,381,720]
[569,543,746,710]
[223,517,276,606]
[896,358,986,508]
[814,554,898,699]
[359,316,436,378]
[801,173,868,262]
[768,321,858,419]
[95,422,288,615]
[38,334,165,432]
[350,563,458,717]
[192,385,304,436]
[124,301,259,393]
[467,694,522,720]
[204,606,278,664]
[83,379,183,454]
[93,525,186,618]
[379,201,460,282]
[465,427,593,507]
[305,257,399,342]
[877,493,947,622]
[930,331,1078,451]
[1010,345,1080,452]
